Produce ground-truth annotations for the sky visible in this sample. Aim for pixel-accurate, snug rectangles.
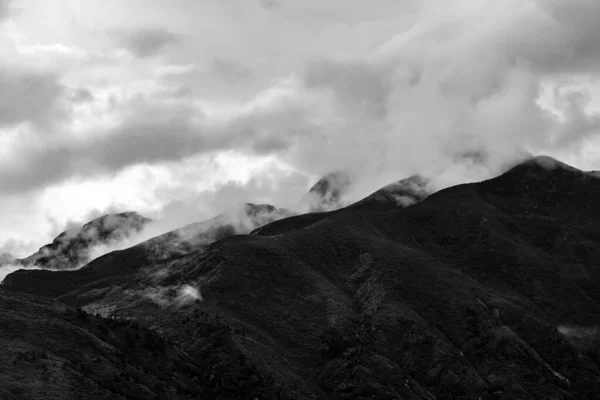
[1,0,600,257]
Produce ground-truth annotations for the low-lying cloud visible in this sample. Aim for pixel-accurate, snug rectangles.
[141,284,202,308]
[117,27,183,58]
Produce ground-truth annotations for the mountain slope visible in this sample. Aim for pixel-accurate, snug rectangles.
[4,156,600,399]
[2,203,293,296]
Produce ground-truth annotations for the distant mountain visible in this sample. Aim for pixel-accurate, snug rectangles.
[2,202,293,293]
[4,155,600,398]
[304,171,353,212]
[17,212,151,270]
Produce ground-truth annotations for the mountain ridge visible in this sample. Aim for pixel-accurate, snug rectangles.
[3,155,600,399]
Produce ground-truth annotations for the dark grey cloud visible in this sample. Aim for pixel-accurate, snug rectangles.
[0,90,311,194]
[304,59,391,119]
[69,87,94,104]
[532,0,600,73]
[212,58,252,82]
[0,0,13,21]
[161,86,194,99]
[260,0,282,12]
[0,70,66,127]
[120,28,182,58]
[159,58,258,102]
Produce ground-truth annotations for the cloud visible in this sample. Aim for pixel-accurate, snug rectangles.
[304,59,392,119]
[0,69,67,127]
[6,0,600,203]
[260,0,282,12]
[70,87,94,104]
[271,0,600,198]
[3,0,600,259]
[0,0,13,21]
[0,78,318,194]
[140,284,202,308]
[118,27,183,58]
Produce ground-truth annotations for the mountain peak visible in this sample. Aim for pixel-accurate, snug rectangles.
[518,155,582,173]
[485,155,587,189]
[20,211,152,270]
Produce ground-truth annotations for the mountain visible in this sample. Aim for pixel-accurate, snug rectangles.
[15,212,152,270]
[2,203,293,295]
[353,174,430,208]
[140,203,294,262]
[3,155,600,399]
[304,171,353,212]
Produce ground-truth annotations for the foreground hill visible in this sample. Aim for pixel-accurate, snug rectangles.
[4,156,600,399]
[0,291,275,400]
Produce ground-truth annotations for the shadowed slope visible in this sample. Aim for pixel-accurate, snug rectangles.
[0,291,276,400]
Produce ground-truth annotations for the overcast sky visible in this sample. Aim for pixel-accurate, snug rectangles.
[1,0,600,256]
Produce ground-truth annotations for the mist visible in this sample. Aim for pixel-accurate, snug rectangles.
[140,284,203,308]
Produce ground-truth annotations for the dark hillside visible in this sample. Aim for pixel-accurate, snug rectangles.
[0,291,277,399]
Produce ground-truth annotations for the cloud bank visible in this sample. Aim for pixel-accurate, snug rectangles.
[2,0,600,255]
